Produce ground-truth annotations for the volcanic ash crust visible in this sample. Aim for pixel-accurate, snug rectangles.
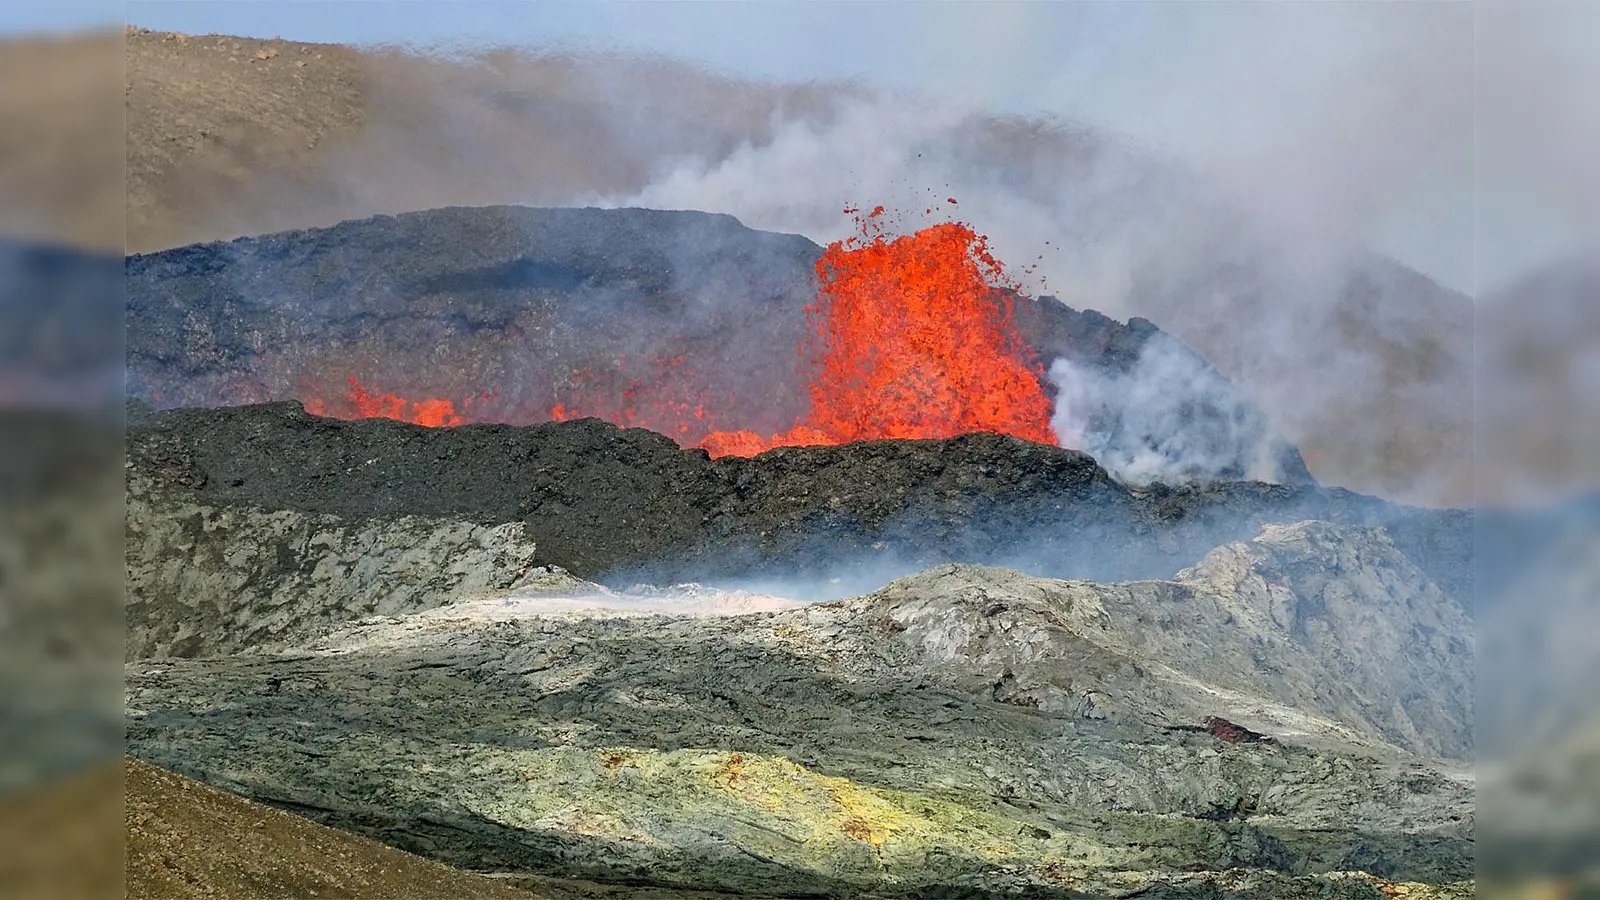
[126,522,1473,897]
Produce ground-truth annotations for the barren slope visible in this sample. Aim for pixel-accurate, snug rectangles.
[124,28,367,253]
[0,30,122,250]
[123,26,840,255]
[126,756,540,899]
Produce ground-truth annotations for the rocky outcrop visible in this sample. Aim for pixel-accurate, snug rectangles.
[1476,499,1600,882]
[127,464,542,659]
[867,523,1472,759]
[125,522,1473,898]
[1,410,124,794]
[124,401,1472,602]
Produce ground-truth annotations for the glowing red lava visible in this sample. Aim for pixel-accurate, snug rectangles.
[695,206,1056,455]
[303,375,466,427]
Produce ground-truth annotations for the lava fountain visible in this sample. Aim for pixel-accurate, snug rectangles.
[303,206,1059,457]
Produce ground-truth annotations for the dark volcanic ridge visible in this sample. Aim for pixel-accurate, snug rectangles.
[127,399,1469,606]
[125,204,1312,487]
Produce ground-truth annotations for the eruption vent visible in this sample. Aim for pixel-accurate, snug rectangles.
[701,206,1057,455]
[305,206,1060,457]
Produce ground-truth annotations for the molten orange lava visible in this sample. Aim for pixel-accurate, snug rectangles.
[303,375,466,427]
[299,206,1058,457]
[696,207,1057,455]
[546,354,713,439]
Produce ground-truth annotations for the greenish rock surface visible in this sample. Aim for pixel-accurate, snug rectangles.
[126,466,544,659]
[127,521,1472,897]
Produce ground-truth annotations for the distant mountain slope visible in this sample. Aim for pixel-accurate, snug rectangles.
[1127,243,1473,506]
[0,30,121,251]
[122,26,841,255]
[1478,255,1600,505]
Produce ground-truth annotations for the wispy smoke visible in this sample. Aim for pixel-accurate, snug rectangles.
[599,83,1463,499]
[1049,332,1292,486]
[1477,2,1600,284]
[606,91,1198,309]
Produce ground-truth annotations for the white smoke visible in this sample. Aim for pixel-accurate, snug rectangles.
[616,95,973,242]
[602,90,1205,308]
[600,93,1318,487]
[1049,332,1290,487]
[588,79,1485,501]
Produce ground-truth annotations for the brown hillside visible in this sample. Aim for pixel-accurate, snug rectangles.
[124,28,367,252]
[0,30,121,250]
[124,25,842,254]
[0,760,122,900]
[124,756,539,899]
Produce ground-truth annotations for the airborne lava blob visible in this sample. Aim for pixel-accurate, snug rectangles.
[300,206,1059,455]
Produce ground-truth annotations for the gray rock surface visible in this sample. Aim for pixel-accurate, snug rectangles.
[869,522,1471,760]
[126,521,1473,897]
[2,411,123,794]
[126,465,542,659]
[1476,499,1600,881]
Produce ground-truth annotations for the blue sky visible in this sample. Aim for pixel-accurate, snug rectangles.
[13,1,1589,294]
[6,0,121,35]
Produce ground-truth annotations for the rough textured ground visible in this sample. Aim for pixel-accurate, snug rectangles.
[1480,719,1600,883]
[125,401,1470,628]
[126,523,1472,898]
[125,756,539,899]
[0,411,123,900]
[1476,499,1600,887]
[119,398,1480,898]
[126,458,545,659]
[124,205,1312,487]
